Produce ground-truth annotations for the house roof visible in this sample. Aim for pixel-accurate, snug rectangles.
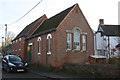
[13,15,46,40]
[99,25,120,36]
[31,4,76,37]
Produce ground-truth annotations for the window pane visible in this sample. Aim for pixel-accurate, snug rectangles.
[82,35,86,51]
[48,39,51,51]
[38,41,41,53]
[82,35,86,43]
[74,30,80,42]
[38,41,39,53]
[67,33,72,50]
[74,30,80,50]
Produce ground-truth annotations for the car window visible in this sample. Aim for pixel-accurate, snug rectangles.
[9,56,22,62]
[6,56,9,60]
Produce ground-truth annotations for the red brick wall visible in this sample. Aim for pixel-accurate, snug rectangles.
[28,32,57,67]
[11,15,47,60]
[28,4,94,68]
[11,37,25,59]
[54,4,94,67]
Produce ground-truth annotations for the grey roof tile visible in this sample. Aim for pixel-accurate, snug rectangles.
[100,25,120,36]
[31,4,76,37]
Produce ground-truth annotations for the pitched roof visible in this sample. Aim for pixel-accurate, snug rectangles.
[13,15,45,40]
[116,44,120,48]
[32,4,76,37]
[99,25,120,36]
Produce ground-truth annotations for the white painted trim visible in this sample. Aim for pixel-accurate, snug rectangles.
[28,43,33,46]
[47,51,52,55]
[66,30,73,33]
[47,34,52,39]
[37,37,41,41]
[38,53,41,55]
[66,49,72,51]
[19,38,21,41]
[81,32,87,35]
[73,27,82,33]
[16,40,18,43]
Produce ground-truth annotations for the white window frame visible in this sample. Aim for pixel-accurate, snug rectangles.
[16,40,18,43]
[46,34,52,54]
[73,29,80,50]
[67,33,72,50]
[19,38,21,41]
[37,37,41,55]
[28,43,33,46]
[82,35,87,51]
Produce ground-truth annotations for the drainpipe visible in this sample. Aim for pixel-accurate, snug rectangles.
[94,32,97,55]
[108,36,110,59]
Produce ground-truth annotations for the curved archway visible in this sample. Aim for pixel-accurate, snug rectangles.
[37,37,41,41]
[37,36,42,55]
[47,34,52,39]
[73,27,81,50]
[46,34,52,54]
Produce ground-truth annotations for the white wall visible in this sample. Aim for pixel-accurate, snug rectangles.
[95,32,120,57]
[95,32,102,50]
[109,37,119,49]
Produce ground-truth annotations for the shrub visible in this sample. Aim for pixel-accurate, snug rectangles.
[109,57,120,64]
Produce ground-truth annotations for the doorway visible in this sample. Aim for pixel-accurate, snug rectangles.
[29,45,32,63]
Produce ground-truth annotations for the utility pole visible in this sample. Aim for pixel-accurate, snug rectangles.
[2,37,4,55]
[5,24,7,55]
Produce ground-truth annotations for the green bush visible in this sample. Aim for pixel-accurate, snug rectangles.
[109,57,120,64]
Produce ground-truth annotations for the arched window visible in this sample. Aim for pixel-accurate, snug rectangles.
[46,34,52,54]
[74,29,80,50]
[37,37,41,55]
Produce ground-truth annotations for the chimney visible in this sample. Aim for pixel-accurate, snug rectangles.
[99,19,104,24]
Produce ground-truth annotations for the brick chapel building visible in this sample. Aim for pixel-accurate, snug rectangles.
[12,4,94,68]
[12,15,48,60]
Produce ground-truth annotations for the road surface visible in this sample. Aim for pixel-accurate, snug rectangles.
[0,62,54,80]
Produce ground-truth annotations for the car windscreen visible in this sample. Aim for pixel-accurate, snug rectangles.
[9,56,22,62]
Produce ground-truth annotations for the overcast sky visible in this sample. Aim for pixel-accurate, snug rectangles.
[0,0,119,44]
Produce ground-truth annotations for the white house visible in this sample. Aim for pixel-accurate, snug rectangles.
[94,19,120,58]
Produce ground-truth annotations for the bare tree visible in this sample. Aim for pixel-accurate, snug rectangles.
[0,31,15,55]
[6,31,15,45]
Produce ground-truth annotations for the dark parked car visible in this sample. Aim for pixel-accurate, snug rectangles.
[2,55,28,72]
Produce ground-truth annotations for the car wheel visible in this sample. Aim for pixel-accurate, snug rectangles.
[6,67,11,73]
[24,69,28,72]
[2,67,4,71]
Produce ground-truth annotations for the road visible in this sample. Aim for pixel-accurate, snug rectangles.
[0,61,54,80]
[0,61,2,80]
[2,70,54,80]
